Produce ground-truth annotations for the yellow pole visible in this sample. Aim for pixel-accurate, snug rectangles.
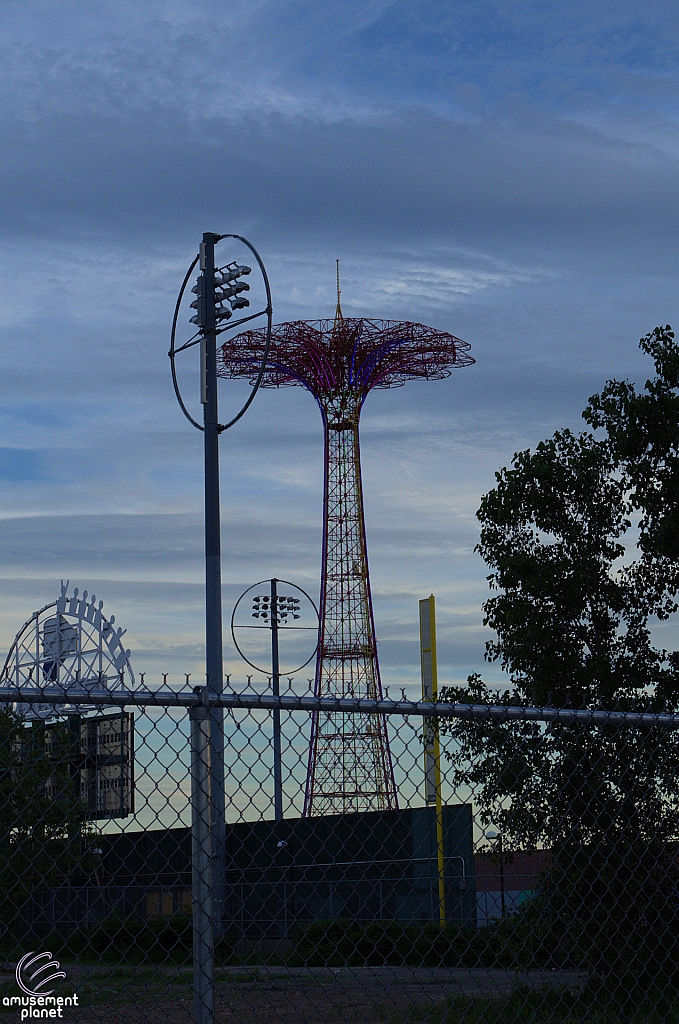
[420,595,446,928]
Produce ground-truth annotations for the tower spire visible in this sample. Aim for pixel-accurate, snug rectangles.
[335,259,343,322]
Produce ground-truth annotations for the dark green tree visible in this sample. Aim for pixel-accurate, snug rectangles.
[0,707,93,939]
[440,426,678,845]
[438,331,679,983]
[585,325,679,561]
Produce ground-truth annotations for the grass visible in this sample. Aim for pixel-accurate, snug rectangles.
[397,985,679,1023]
[2,966,678,1021]
[0,966,193,1011]
[0,966,266,1011]
[3,916,679,1021]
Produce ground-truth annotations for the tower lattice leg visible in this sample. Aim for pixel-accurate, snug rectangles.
[304,403,398,816]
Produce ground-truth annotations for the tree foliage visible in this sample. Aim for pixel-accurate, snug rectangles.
[585,325,679,564]
[437,326,679,980]
[437,326,679,846]
[0,707,94,928]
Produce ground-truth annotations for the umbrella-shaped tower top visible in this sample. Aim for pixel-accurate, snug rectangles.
[219,316,473,408]
[219,293,474,816]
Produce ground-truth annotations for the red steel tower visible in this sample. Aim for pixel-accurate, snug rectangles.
[219,287,473,815]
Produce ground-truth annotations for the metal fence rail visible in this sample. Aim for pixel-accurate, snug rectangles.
[1,683,678,1023]
[4,681,679,727]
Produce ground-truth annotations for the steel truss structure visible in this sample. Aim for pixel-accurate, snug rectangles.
[219,315,473,814]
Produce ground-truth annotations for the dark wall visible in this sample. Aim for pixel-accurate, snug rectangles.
[97,804,475,934]
[101,825,191,887]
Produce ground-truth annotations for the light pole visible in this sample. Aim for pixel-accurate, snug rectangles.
[201,236,226,845]
[191,236,265,817]
[170,233,272,1024]
[251,580,301,820]
[171,232,272,833]
[276,838,295,941]
[486,830,506,919]
[231,579,318,821]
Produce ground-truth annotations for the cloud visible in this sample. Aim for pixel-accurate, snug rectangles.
[1,0,679,691]
[1,104,678,253]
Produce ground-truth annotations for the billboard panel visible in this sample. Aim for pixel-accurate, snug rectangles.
[38,711,135,819]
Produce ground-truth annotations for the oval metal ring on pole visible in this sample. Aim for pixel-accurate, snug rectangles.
[230,578,320,677]
[169,234,273,433]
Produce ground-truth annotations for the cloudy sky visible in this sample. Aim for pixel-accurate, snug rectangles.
[1,0,678,696]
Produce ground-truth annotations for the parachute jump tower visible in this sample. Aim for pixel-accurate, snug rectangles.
[219,270,474,815]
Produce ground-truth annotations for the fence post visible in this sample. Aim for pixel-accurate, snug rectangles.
[190,689,214,1024]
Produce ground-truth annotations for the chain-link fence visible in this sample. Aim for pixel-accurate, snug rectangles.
[1,680,679,1023]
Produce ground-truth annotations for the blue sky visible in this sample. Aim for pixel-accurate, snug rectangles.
[1,0,678,694]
